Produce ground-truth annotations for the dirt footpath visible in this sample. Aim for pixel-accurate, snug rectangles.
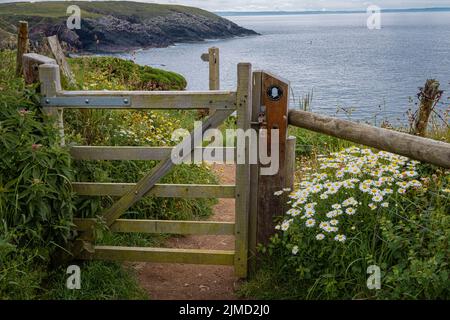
[134,164,239,300]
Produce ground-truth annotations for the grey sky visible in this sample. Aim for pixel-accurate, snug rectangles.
[0,0,449,11]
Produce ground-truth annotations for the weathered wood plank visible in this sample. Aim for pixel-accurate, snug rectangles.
[46,35,76,85]
[234,63,252,278]
[209,47,220,91]
[23,53,56,84]
[74,218,235,235]
[70,146,237,162]
[79,246,235,265]
[72,182,236,198]
[248,70,262,277]
[288,110,450,169]
[51,90,236,110]
[256,71,290,247]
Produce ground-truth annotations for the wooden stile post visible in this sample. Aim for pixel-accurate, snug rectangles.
[208,47,220,91]
[39,63,65,145]
[199,47,220,117]
[285,136,297,191]
[16,21,29,76]
[46,35,76,86]
[254,71,290,248]
[248,70,262,276]
[234,63,252,278]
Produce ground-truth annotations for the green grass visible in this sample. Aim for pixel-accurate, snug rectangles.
[0,1,221,23]
[68,56,187,91]
[43,261,148,300]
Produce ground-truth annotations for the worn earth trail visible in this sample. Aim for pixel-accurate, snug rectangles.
[133,164,240,300]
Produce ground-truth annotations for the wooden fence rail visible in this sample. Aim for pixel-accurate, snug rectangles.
[43,90,236,110]
[288,109,450,169]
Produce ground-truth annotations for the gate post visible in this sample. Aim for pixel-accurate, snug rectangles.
[39,63,65,145]
[208,47,220,91]
[234,63,252,278]
[249,71,291,276]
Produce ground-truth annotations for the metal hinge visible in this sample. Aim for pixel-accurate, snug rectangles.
[41,96,132,108]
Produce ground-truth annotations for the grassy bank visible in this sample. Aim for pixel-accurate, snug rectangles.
[0,50,217,299]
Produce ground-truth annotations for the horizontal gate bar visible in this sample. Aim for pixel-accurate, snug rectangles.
[79,246,235,265]
[74,218,235,235]
[70,146,237,162]
[72,182,236,198]
[43,90,237,109]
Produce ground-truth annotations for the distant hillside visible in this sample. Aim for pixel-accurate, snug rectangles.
[0,1,258,52]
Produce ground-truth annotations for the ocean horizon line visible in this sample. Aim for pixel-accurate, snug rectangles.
[216,7,450,16]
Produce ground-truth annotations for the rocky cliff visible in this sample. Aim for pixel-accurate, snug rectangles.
[0,1,258,52]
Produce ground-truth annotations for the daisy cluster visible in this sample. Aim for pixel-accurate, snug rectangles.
[274,147,425,252]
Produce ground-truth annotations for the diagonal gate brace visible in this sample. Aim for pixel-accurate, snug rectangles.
[73,109,234,257]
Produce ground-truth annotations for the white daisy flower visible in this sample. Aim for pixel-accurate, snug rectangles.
[316,234,325,240]
[334,234,347,242]
[281,221,290,231]
[305,219,316,228]
[372,195,383,202]
[330,219,339,226]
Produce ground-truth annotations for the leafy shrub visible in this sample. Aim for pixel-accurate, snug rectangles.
[0,50,75,250]
[0,50,76,299]
[68,56,187,91]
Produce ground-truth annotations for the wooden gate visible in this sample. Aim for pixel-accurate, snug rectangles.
[37,59,256,278]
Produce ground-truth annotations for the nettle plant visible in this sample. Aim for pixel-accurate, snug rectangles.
[0,102,75,250]
[271,146,449,297]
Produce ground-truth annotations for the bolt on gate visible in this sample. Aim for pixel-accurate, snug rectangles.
[33,53,294,279]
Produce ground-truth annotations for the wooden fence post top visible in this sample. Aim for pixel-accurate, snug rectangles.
[23,53,57,65]
[256,70,290,86]
[22,53,57,84]
[39,63,62,97]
